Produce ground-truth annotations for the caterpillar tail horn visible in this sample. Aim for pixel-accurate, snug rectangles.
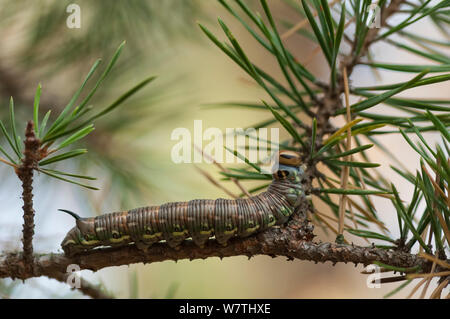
[58,209,82,220]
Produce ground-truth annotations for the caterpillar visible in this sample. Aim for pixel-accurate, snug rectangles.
[60,151,307,256]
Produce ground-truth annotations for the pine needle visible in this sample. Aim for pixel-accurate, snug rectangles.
[194,164,238,199]
[0,157,18,169]
[281,0,341,40]
[430,279,449,299]
[194,144,251,197]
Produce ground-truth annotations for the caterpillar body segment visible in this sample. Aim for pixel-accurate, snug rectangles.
[61,151,307,256]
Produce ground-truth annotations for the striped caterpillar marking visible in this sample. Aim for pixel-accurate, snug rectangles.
[61,151,307,256]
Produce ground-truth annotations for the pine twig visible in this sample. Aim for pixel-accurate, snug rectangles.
[194,144,251,197]
[16,121,40,272]
[194,164,238,199]
[0,236,431,282]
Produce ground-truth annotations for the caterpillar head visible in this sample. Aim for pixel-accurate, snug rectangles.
[273,150,306,182]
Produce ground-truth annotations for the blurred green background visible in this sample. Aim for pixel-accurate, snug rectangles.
[0,0,447,298]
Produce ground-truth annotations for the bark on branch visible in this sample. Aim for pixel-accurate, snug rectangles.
[0,216,431,282]
[16,121,40,272]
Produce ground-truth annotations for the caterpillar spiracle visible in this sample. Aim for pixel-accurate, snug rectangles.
[60,151,307,256]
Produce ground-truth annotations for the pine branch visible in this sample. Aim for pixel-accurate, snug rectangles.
[0,221,432,282]
[16,121,40,272]
[0,42,155,298]
[9,121,110,299]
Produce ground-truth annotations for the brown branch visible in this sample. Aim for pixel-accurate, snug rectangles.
[16,121,40,272]
[0,215,431,282]
[0,241,430,281]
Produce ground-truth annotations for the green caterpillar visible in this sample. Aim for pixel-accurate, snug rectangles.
[60,151,307,256]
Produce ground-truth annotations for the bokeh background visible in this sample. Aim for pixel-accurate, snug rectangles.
[0,0,448,298]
